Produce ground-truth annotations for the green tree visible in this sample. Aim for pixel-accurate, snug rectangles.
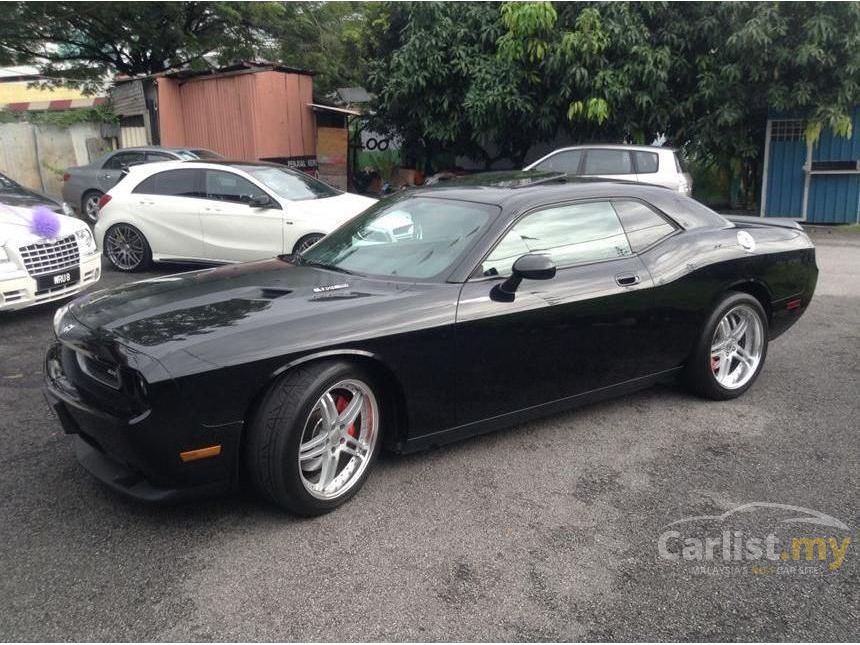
[0,2,283,93]
[265,2,368,96]
[365,1,859,206]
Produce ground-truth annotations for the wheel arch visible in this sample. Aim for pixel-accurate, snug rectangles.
[725,279,773,324]
[242,349,410,454]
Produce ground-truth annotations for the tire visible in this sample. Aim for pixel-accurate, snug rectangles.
[292,233,324,255]
[81,190,104,223]
[244,361,383,515]
[104,223,152,272]
[684,291,769,400]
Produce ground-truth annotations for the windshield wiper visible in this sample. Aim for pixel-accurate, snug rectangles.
[298,258,356,275]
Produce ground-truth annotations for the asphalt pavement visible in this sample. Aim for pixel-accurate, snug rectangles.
[0,239,857,641]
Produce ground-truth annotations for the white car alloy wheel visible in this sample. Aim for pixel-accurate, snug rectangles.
[297,378,379,500]
[105,224,148,271]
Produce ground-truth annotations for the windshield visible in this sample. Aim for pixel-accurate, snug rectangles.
[298,195,499,280]
[0,174,19,191]
[243,166,340,201]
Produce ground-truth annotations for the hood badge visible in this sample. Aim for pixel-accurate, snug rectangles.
[313,283,350,293]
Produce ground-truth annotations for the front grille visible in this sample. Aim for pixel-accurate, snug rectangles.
[19,235,79,277]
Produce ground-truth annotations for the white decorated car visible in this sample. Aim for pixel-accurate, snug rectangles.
[94,160,377,272]
[0,204,101,311]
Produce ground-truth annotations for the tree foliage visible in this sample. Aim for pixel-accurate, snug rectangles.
[365,0,860,197]
[0,2,282,93]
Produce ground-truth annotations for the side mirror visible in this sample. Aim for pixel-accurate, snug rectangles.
[249,195,273,208]
[491,253,556,302]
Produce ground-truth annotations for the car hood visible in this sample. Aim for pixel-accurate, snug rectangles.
[0,189,61,211]
[0,204,86,247]
[66,258,455,372]
[290,192,376,224]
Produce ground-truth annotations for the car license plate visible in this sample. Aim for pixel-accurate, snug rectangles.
[37,267,80,291]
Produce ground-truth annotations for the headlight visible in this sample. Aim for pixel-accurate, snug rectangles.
[75,228,97,255]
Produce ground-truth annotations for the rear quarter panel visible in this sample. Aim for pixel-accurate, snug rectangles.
[638,225,816,369]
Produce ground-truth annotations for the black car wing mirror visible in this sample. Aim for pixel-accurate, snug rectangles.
[491,253,557,302]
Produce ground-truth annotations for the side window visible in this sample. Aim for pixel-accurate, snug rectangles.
[534,150,582,174]
[204,170,265,204]
[583,149,633,175]
[103,151,145,170]
[482,201,632,276]
[612,200,676,252]
[132,169,204,197]
[633,151,659,174]
[145,152,175,163]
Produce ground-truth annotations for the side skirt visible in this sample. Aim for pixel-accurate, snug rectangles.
[398,367,683,454]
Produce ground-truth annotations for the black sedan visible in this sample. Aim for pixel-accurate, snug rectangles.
[0,171,71,214]
[45,173,818,515]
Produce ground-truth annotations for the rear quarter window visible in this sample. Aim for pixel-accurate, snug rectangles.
[612,200,676,251]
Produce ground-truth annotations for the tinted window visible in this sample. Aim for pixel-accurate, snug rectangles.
[145,152,175,162]
[633,151,659,174]
[534,150,582,174]
[242,166,339,201]
[482,201,632,276]
[104,151,145,170]
[204,170,266,204]
[613,200,676,251]
[133,169,204,197]
[300,196,496,280]
[583,149,633,175]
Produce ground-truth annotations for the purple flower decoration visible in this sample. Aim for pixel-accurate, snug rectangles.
[30,206,61,239]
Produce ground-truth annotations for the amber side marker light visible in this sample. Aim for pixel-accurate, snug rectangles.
[180,445,222,462]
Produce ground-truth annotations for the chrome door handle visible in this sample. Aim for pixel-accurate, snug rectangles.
[615,273,640,286]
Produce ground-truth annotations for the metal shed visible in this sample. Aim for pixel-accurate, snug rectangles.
[761,107,860,223]
[111,63,318,171]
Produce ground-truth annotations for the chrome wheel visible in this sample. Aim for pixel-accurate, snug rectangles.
[710,304,764,390]
[106,224,146,271]
[294,234,323,255]
[298,379,379,500]
[83,193,102,223]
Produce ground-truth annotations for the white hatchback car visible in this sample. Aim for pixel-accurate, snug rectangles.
[524,144,692,195]
[0,204,101,311]
[94,161,377,271]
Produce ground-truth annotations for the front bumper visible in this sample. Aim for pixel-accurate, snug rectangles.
[0,252,101,311]
[44,341,241,503]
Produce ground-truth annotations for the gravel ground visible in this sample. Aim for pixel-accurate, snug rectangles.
[0,240,857,642]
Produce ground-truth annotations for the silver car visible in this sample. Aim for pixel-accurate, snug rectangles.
[524,144,692,195]
[62,146,222,222]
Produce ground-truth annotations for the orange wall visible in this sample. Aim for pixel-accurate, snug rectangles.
[157,71,315,160]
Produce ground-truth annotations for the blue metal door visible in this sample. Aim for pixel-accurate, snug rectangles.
[765,120,806,217]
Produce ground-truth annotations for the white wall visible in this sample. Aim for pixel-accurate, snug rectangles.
[0,122,107,197]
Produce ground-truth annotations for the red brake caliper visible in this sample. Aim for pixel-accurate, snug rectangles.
[711,356,720,373]
[334,394,359,438]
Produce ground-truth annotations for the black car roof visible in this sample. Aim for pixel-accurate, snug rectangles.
[412,172,727,230]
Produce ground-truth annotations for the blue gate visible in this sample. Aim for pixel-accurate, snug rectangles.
[764,120,806,218]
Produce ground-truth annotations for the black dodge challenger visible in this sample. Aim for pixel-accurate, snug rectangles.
[45,173,818,515]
